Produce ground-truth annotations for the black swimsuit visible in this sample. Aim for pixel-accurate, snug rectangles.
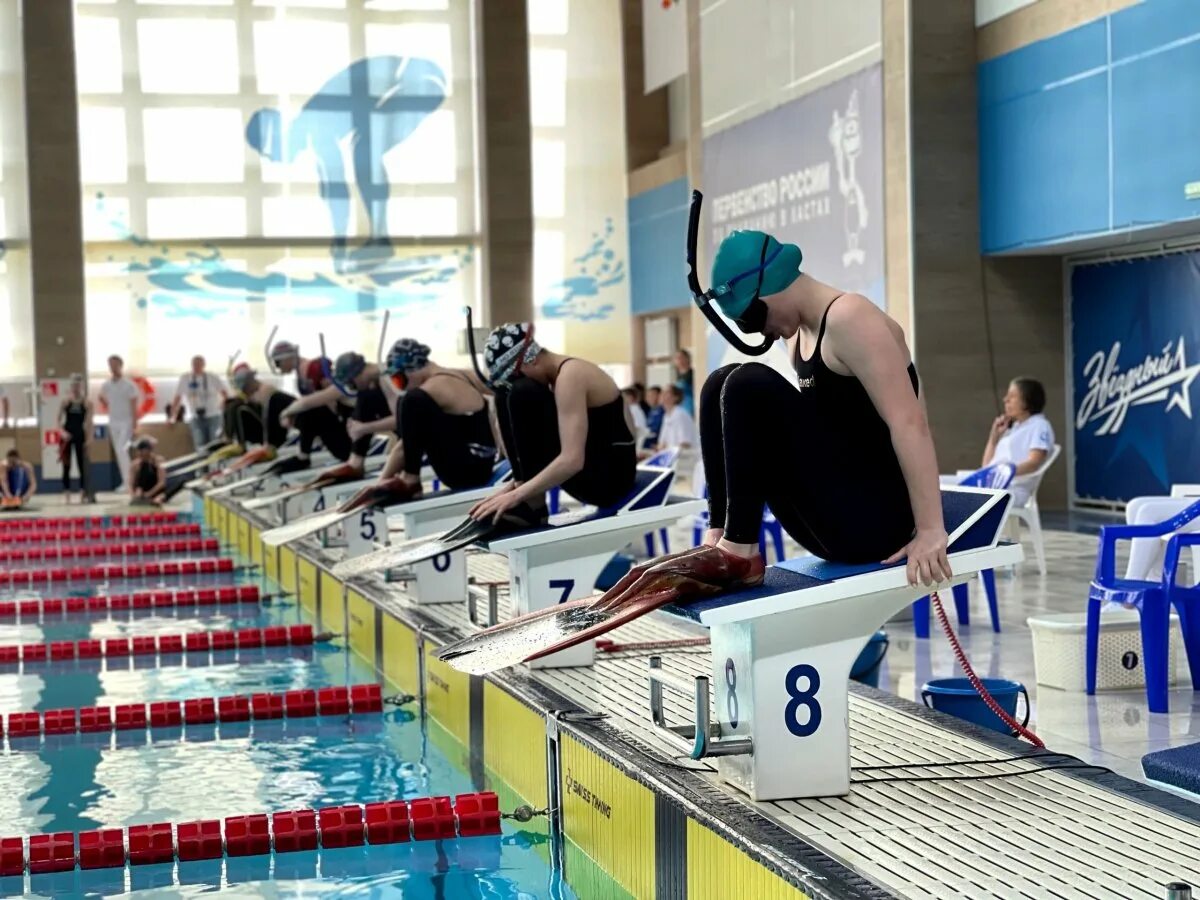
[700,297,916,561]
[398,372,497,490]
[495,360,636,509]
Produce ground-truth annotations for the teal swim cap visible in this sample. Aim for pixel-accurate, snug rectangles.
[709,231,803,321]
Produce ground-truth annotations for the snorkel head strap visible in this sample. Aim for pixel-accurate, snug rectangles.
[688,190,774,357]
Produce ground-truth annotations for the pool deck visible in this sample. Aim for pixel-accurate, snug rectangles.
[209,491,1200,900]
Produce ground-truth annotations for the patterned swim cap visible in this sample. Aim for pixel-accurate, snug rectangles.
[483,323,541,387]
[385,338,432,376]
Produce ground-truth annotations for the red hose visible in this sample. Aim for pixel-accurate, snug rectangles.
[931,590,1044,748]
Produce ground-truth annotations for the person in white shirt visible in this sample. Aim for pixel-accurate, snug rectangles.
[981,377,1055,507]
[622,387,648,434]
[98,355,141,492]
[656,384,699,451]
[169,355,227,450]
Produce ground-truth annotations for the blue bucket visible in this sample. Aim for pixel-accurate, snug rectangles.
[850,630,889,688]
[920,677,1030,735]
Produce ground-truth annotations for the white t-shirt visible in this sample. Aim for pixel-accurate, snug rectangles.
[100,377,140,425]
[658,405,699,449]
[627,403,648,433]
[176,372,226,418]
[993,413,1054,506]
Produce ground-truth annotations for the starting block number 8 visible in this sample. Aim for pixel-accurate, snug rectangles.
[783,664,822,737]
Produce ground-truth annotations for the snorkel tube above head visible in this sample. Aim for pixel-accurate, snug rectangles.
[688,190,802,357]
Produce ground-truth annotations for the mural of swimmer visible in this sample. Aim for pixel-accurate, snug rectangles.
[829,88,867,268]
[245,55,448,273]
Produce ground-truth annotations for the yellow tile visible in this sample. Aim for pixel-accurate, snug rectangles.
[560,735,655,900]
[297,557,318,615]
[320,571,345,634]
[237,515,251,561]
[382,614,419,696]
[424,643,470,748]
[483,683,547,809]
[346,590,377,668]
[251,527,264,568]
[687,819,810,900]
[278,546,297,594]
[204,496,215,529]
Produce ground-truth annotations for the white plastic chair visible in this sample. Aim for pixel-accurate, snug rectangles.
[1005,443,1061,576]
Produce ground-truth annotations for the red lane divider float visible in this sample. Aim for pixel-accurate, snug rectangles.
[0,523,201,544]
[0,557,235,586]
[0,538,219,564]
[0,512,179,531]
[0,585,264,621]
[0,792,500,874]
[0,624,321,665]
[2,684,382,739]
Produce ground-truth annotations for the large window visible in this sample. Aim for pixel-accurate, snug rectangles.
[75,0,479,377]
[0,0,34,381]
[528,0,631,367]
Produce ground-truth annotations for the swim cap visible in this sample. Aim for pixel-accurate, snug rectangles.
[484,323,541,387]
[133,436,157,452]
[332,351,367,392]
[269,340,299,363]
[709,231,803,321]
[230,363,256,392]
[385,338,431,376]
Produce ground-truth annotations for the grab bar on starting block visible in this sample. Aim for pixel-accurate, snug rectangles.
[647,656,752,760]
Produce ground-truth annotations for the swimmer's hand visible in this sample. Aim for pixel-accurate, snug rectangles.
[883,528,951,588]
[469,481,519,523]
[346,419,368,441]
[280,414,293,430]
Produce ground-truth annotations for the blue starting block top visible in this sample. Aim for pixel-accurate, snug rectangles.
[667,487,1011,623]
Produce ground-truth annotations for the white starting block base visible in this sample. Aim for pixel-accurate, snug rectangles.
[390,485,500,605]
[654,487,1020,801]
[486,467,703,670]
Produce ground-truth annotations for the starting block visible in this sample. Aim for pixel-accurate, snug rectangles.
[649,487,1021,801]
[484,466,705,669]
[386,463,512,605]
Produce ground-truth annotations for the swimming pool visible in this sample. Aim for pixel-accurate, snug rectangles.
[0,526,578,899]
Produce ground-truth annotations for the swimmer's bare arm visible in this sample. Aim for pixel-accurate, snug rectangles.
[514,367,588,501]
[279,385,342,419]
[830,299,950,587]
[378,440,407,481]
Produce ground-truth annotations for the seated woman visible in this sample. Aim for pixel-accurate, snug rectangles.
[374,338,497,498]
[615,228,950,602]
[469,323,636,527]
[1,449,36,507]
[655,384,698,451]
[208,364,297,468]
[277,351,391,478]
[130,437,169,505]
[980,377,1054,507]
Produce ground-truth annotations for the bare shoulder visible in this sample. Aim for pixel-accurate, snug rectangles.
[826,293,904,340]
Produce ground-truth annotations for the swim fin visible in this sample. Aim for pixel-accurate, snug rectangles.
[241,462,364,511]
[259,477,418,547]
[329,504,544,579]
[436,546,764,675]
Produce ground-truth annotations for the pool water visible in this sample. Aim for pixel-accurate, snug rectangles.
[0,558,577,899]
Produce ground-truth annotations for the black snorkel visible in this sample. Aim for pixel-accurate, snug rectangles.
[463,306,495,390]
[688,189,774,357]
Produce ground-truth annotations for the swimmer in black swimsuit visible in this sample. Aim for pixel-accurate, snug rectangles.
[267,340,353,472]
[277,351,392,479]
[378,338,497,495]
[689,227,950,590]
[469,323,636,526]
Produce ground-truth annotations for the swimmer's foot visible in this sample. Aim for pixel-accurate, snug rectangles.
[523,548,764,665]
[267,455,311,476]
[591,545,764,613]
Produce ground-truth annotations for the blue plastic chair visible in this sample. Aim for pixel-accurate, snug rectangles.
[912,463,1015,639]
[1087,497,1200,714]
[639,448,681,556]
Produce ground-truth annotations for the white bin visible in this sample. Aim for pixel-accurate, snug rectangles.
[1027,610,1180,692]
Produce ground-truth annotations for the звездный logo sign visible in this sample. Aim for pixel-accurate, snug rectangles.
[1076,337,1199,436]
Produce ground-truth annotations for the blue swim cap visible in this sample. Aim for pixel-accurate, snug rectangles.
[709,231,803,321]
